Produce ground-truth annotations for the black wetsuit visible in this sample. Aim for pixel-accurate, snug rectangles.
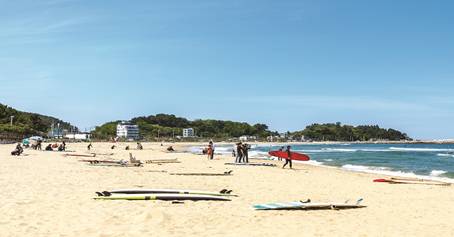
[236,145,243,163]
[283,148,292,168]
[243,145,249,163]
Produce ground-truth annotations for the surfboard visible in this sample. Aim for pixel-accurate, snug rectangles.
[373,178,450,186]
[268,151,310,161]
[94,193,231,201]
[63,153,96,158]
[169,170,233,176]
[88,163,142,167]
[254,199,365,210]
[101,189,236,197]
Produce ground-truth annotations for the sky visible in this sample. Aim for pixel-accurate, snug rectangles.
[1,0,454,139]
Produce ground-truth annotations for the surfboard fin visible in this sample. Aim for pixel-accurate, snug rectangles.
[356,198,364,205]
[300,199,311,203]
[102,191,112,197]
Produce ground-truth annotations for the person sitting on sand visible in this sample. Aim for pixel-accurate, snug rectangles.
[282,145,292,169]
[111,145,116,150]
[45,144,53,151]
[167,146,175,152]
[11,143,24,156]
[137,142,143,150]
[58,144,64,151]
[87,143,92,150]
[125,145,130,150]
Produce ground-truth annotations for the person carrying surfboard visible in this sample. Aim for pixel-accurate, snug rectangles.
[282,146,292,169]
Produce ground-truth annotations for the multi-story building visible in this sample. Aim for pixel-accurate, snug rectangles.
[182,128,195,138]
[116,122,140,140]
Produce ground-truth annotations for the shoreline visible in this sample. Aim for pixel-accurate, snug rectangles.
[182,143,454,184]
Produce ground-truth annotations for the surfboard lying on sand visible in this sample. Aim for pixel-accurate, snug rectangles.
[169,170,233,176]
[79,159,119,163]
[254,198,365,210]
[374,178,451,186]
[88,162,142,167]
[268,151,310,161]
[224,163,276,167]
[145,159,180,164]
[94,193,231,201]
[63,153,96,157]
[98,188,236,197]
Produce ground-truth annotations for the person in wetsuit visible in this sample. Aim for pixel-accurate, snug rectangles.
[45,144,53,151]
[243,143,250,163]
[11,143,24,156]
[282,145,292,169]
[235,142,243,163]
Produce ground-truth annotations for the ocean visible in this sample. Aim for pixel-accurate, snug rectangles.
[193,143,454,182]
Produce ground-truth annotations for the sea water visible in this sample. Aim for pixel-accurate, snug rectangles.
[200,143,454,182]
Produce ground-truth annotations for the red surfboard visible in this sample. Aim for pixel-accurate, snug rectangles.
[268,151,310,161]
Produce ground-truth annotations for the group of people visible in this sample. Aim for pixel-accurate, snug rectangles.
[11,141,67,156]
[45,141,66,151]
[125,142,144,150]
[234,142,251,163]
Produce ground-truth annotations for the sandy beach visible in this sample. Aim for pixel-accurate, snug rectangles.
[1,142,454,237]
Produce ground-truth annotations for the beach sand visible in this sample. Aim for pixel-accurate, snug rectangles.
[1,142,453,237]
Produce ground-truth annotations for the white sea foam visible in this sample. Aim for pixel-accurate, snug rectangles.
[324,159,333,162]
[304,160,324,166]
[430,170,447,177]
[248,151,269,158]
[389,147,454,152]
[340,164,454,183]
[437,153,454,158]
[323,148,358,152]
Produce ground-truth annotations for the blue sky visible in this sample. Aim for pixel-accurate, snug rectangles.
[1,0,454,139]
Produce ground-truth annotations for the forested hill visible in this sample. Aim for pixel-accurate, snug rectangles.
[291,123,411,141]
[0,103,76,139]
[92,114,276,140]
[92,114,411,142]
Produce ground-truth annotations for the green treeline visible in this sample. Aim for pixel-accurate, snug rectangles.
[292,122,411,141]
[92,114,411,141]
[91,114,277,140]
[0,103,76,139]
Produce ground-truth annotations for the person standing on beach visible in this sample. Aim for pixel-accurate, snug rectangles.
[209,141,215,160]
[87,143,92,151]
[243,143,250,163]
[282,145,292,169]
[235,142,243,163]
[278,146,284,161]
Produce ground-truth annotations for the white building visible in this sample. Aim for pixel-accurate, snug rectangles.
[182,128,195,138]
[239,135,257,142]
[116,122,140,140]
[65,133,91,140]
